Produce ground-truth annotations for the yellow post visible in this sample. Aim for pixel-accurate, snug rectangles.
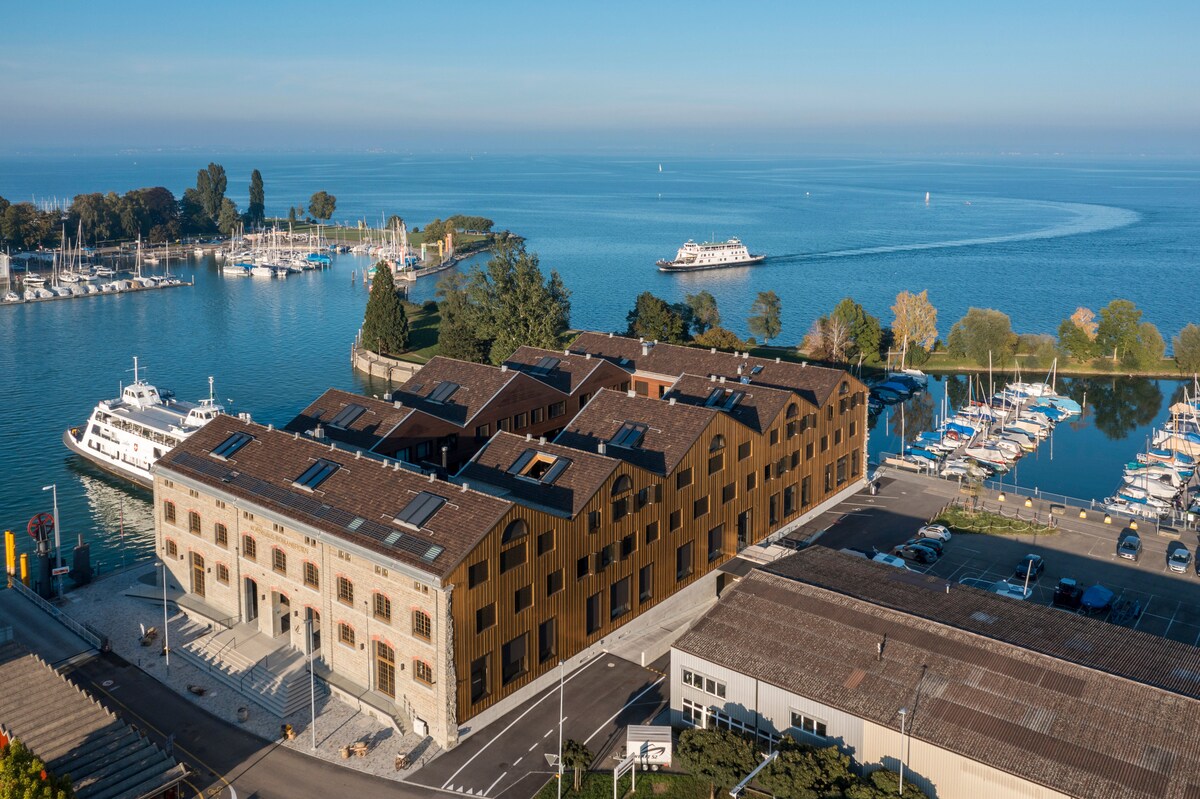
[19,553,29,585]
[4,530,14,576]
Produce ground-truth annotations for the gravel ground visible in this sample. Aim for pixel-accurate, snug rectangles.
[63,563,440,780]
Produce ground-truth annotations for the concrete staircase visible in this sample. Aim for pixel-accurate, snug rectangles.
[175,619,327,717]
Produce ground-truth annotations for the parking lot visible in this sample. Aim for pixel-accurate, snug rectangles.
[815,470,1200,646]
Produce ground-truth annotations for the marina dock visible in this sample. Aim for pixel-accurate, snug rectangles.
[1,275,193,306]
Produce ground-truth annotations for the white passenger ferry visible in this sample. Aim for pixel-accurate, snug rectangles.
[656,238,766,272]
[63,358,226,488]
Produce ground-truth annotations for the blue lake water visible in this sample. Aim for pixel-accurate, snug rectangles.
[1,154,1197,571]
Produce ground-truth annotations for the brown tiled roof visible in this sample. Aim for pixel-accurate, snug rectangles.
[392,356,519,426]
[284,388,412,450]
[554,388,715,476]
[158,415,511,580]
[503,345,625,395]
[676,548,1200,799]
[457,431,621,517]
[569,331,850,406]
[665,374,796,433]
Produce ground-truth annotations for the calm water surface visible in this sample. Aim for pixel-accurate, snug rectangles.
[1,155,1197,571]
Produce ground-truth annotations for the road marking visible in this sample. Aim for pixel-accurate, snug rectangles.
[529,743,538,751]
[543,728,554,738]
[513,756,522,766]
[440,655,604,788]
[485,772,507,797]
[583,675,666,746]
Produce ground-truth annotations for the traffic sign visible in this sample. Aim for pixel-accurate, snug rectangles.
[52,566,70,576]
[27,513,54,542]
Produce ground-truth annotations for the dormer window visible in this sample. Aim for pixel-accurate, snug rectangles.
[293,458,340,491]
[705,388,745,411]
[610,422,648,449]
[427,382,460,404]
[327,403,366,428]
[211,431,253,460]
[509,449,571,484]
[532,356,560,374]
[394,491,447,530]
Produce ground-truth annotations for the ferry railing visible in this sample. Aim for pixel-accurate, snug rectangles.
[7,578,107,651]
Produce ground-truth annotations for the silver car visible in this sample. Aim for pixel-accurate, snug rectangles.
[1168,546,1192,574]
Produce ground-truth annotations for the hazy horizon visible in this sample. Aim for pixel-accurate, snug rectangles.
[3,1,1198,156]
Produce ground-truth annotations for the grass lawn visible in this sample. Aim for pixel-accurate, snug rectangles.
[534,771,710,799]
[934,505,1058,537]
[392,302,441,363]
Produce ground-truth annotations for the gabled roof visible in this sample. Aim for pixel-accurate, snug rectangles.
[503,345,627,395]
[457,431,622,517]
[158,415,512,579]
[665,374,796,434]
[569,332,851,406]
[555,389,716,476]
[284,388,412,450]
[676,548,1200,799]
[0,642,188,799]
[392,356,520,426]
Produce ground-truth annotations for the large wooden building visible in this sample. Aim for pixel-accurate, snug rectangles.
[154,333,867,747]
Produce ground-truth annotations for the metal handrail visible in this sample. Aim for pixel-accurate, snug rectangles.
[7,579,106,650]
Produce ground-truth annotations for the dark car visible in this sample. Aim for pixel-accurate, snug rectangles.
[892,544,938,564]
[1015,554,1044,581]
[1052,577,1083,609]
[904,537,944,555]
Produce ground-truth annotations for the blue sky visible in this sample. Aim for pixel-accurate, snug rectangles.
[3,1,1197,154]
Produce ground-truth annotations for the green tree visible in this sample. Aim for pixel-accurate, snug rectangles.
[288,206,297,223]
[694,326,746,351]
[757,738,856,799]
[195,162,228,223]
[1173,323,1200,375]
[1057,315,1097,363]
[625,292,690,343]
[246,169,265,228]
[386,214,405,230]
[0,738,75,799]
[1020,333,1059,370]
[435,273,488,363]
[361,263,410,355]
[1095,299,1142,364]
[946,307,1018,367]
[676,728,758,799]
[216,198,241,235]
[308,191,337,221]
[424,218,446,243]
[465,237,571,363]
[890,289,938,356]
[748,290,783,344]
[845,768,930,798]
[686,290,722,334]
[831,297,883,362]
[560,739,592,792]
[68,192,121,245]
[180,188,215,235]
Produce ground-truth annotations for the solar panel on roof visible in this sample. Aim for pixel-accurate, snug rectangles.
[533,356,560,374]
[211,431,253,460]
[293,458,340,491]
[427,382,460,403]
[394,491,447,530]
[327,403,367,428]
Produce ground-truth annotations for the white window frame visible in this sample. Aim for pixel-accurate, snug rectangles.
[790,710,829,739]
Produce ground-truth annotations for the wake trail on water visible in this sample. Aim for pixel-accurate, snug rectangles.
[769,201,1139,265]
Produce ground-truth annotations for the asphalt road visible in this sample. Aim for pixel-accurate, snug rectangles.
[409,653,667,799]
[64,652,439,799]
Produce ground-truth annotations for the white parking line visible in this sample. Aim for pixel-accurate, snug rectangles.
[513,756,523,766]
[485,771,507,797]
[543,728,554,738]
[528,743,538,752]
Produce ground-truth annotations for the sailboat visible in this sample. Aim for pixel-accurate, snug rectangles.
[658,164,663,173]
[924,191,930,205]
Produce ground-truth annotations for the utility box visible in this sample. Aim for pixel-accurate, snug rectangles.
[626,725,672,768]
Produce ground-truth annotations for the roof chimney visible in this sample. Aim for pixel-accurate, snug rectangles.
[526,433,532,441]
[642,342,650,356]
[608,332,613,338]
[462,482,469,492]
[267,423,274,431]
[743,352,749,359]
[801,362,808,368]
[355,450,361,459]
[585,353,592,359]
[500,364,508,372]
[711,347,717,354]
[563,349,569,356]
[293,432,299,440]
[669,397,677,406]
[329,441,336,451]
[393,461,401,470]
[719,376,726,384]
[312,424,324,440]
[539,436,547,445]
[394,400,403,409]
[428,472,436,483]
[737,364,744,375]
[775,357,781,363]
[627,389,637,398]
[598,441,607,455]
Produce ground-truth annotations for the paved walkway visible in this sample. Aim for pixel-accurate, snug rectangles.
[0,583,96,666]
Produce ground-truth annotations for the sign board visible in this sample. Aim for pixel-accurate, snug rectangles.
[52,566,70,576]
[613,754,636,799]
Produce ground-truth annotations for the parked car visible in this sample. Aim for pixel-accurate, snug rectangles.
[1052,577,1084,609]
[892,544,938,564]
[1116,532,1142,562]
[904,537,944,555]
[1167,545,1192,574]
[1014,554,1045,581]
[917,524,952,542]
[991,580,1032,600]
[872,552,912,570]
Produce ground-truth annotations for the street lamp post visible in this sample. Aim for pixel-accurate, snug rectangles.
[41,484,62,598]
[898,707,908,796]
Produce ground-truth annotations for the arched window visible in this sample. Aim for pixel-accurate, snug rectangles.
[501,519,528,544]
[611,474,633,496]
[840,381,849,395]
[709,434,726,452]
[786,402,799,418]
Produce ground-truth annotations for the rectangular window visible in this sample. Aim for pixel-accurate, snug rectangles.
[636,485,660,509]
[770,429,780,446]
[373,592,392,623]
[596,543,615,571]
[214,523,228,548]
[476,603,496,633]
[737,441,751,461]
[707,524,724,562]
[821,435,828,453]
[514,584,532,614]
[634,380,649,396]
[612,496,629,521]
[683,698,706,727]
[837,455,848,486]
[746,471,757,492]
[414,659,435,686]
[693,496,709,519]
[588,510,602,532]
[806,442,814,459]
[548,401,566,418]
[645,520,660,544]
[676,468,693,489]
[216,563,230,584]
[468,560,489,588]
[470,655,490,704]
[514,412,528,430]
[498,417,511,433]
[834,428,843,446]
[272,547,287,575]
[337,576,354,605]
[791,451,800,469]
[784,484,797,517]
[537,530,555,556]
[669,509,682,531]
[338,623,355,647]
[676,542,694,582]
[707,452,724,475]
[501,633,529,685]
[851,450,861,477]
[769,493,780,525]
[500,542,527,573]
[188,511,201,535]
[827,405,834,421]
[538,618,557,664]
[801,475,812,507]
[293,458,340,491]
[620,533,635,560]
[394,491,448,530]
[211,431,253,460]
[476,424,490,440]
[791,712,828,739]
[547,568,564,596]
[304,561,319,589]
[610,576,631,620]
[327,403,367,429]
[413,610,432,640]
[163,501,176,524]
[242,535,256,561]
[586,592,603,635]
[850,420,857,439]
[577,555,590,579]
[638,564,653,603]
[722,482,736,505]
[825,464,834,492]
[531,407,544,424]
